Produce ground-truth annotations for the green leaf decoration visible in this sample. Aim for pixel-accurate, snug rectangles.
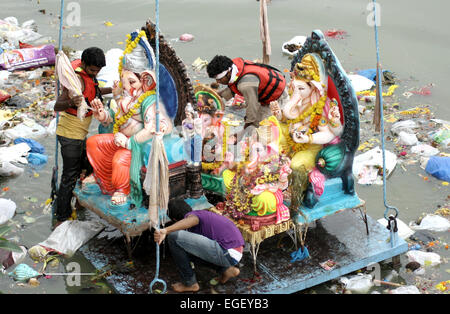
[0,240,23,253]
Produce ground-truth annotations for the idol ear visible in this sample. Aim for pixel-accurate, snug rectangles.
[141,71,156,91]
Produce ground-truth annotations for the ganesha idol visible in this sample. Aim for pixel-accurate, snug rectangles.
[82,30,173,207]
[221,116,293,231]
[270,53,344,208]
[193,85,227,173]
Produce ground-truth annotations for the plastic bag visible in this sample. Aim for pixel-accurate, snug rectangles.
[397,131,418,146]
[14,137,45,154]
[96,48,122,88]
[0,70,10,87]
[349,74,375,92]
[406,250,441,267]
[20,19,37,32]
[377,217,415,240]
[429,128,450,147]
[55,50,88,120]
[424,156,450,182]
[191,57,208,72]
[4,121,47,140]
[0,142,30,164]
[2,17,19,27]
[3,94,31,108]
[281,35,306,56]
[28,245,49,262]
[0,161,24,177]
[353,146,397,185]
[0,89,10,103]
[39,220,105,257]
[0,44,55,71]
[390,285,421,294]
[0,198,16,224]
[0,246,27,270]
[27,152,48,166]
[409,214,450,232]
[179,33,194,42]
[46,117,57,135]
[411,144,439,157]
[0,18,42,47]
[356,69,394,84]
[390,120,418,136]
[339,274,373,293]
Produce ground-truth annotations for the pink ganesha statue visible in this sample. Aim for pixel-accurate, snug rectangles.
[221,116,292,230]
[83,30,173,207]
[269,53,343,207]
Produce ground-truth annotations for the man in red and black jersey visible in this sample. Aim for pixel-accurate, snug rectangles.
[207,55,288,132]
[53,47,112,228]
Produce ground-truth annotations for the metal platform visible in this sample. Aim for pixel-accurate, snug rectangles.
[76,195,408,294]
[249,210,407,294]
[73,182,213,258]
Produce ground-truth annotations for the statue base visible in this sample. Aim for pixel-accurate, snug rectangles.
[243,213,277,231]
[186,163,204,199]
[141,160,188,208]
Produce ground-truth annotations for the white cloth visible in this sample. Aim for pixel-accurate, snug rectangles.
[143,134,169,229]
[122,34,155,73]
[39,220,105,256]
[0,142,30,164]
[55,51,88,120]
[228,64,239,84]
[228,248,243,263]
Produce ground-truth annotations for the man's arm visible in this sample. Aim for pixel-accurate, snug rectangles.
[238,79,260,129]
[154,214,199,245]
[54,86,83,112]
[99,87,113,95]
[218,87,233,101]
[54,73,85,112]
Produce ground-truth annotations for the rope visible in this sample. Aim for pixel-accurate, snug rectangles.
[148,0,167,294]
[155,0,160,133]
[51,0,65,219]
[372,0,399,244]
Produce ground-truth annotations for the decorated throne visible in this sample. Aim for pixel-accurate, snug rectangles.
[287,30,366,229]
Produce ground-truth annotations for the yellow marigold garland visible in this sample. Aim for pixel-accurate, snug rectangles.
[282,94,328,152]
[202,161,223,171]
[113,90,156,134]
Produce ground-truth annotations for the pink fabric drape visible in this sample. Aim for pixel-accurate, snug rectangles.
[86,134,131,195]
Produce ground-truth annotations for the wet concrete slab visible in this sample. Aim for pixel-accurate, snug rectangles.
[78,207,407,294]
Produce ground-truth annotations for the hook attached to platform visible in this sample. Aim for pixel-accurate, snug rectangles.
[149,241,167,294]
[386,214,398,248]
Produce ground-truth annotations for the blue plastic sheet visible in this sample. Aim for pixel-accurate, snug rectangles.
[357,69,390,83]
[425,156,450,182]
[14,137,45,154]
[290,246,310,262]
[28,152,48,166]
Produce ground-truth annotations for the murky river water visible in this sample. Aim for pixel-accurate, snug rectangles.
[0,0,448,294]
